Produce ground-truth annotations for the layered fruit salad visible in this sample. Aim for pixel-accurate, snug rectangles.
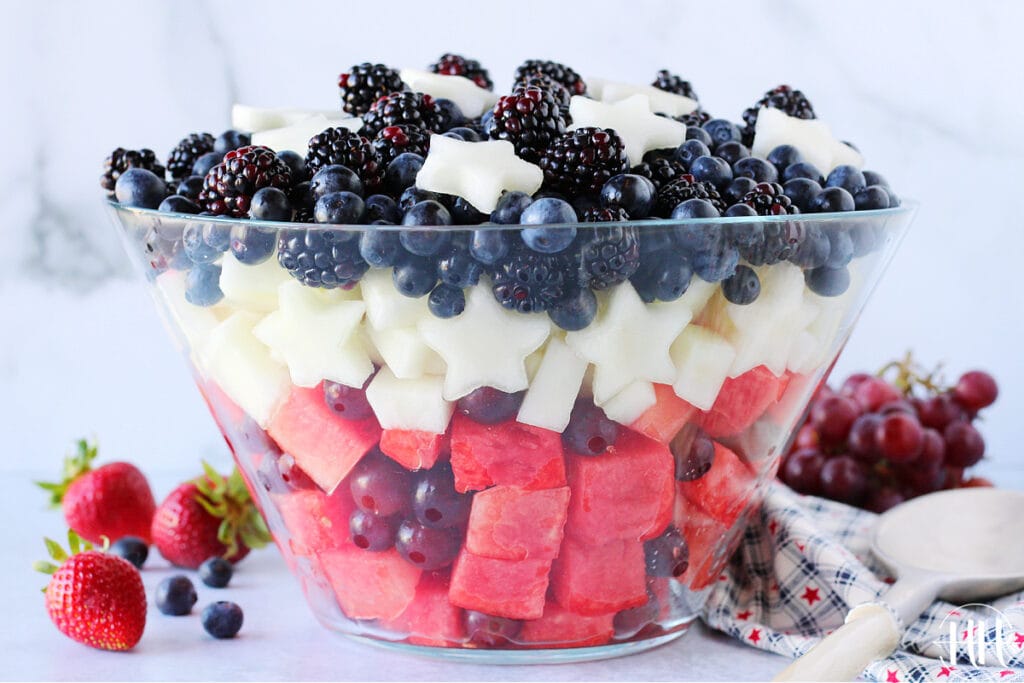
[104,55,909,654]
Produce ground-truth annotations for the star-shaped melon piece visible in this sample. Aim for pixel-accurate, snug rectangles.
[399,68,498,119]
[567,94,688,166]
[751,108,864,173]
[253,280,372,389]
[415,135,544,213]
[419,283,551,401]
[251,115,348,155]
[359,267,432,330]
[595,79,699,118]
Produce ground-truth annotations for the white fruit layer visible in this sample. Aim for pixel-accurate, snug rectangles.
[231,104,357,133]
[398,69,498,119]
[251,115,362,155]
[751,107,864,173]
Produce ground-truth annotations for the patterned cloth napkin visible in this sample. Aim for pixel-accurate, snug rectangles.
[702,483,1024,682]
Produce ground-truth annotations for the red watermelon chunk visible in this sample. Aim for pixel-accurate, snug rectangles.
[465,486,570,561]
[268,383,382,493]
[564,429,674,544]
[449,414,565,493]
[380,429,444,471]
[383,572,465,647]
[630,383,699,444]
[518,602,615,649]
[678,442,753,526]
[675,495,746,590]
[319,546,421,620]
[448,551,551,620]
[551,536,647,615]
[700,366,783,438]
[272,486,355,557]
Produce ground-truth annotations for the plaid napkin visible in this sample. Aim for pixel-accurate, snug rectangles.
[702,483,1024,682]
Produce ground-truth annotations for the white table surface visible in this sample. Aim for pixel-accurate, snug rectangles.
[3,470,788,682]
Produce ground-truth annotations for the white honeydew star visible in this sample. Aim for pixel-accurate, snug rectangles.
[400,68,498,119]
[568,94,688,166]
[596,79,699,117]
[253,280,372,389]
[415,135,544,214]
[419,283,551,401]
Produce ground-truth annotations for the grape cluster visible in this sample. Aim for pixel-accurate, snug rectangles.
[780,358,998,512]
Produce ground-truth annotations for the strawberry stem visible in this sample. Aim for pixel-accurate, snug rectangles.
[35,439,100,507]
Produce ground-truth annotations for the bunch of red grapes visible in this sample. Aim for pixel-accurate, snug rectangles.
[780,357,999,512]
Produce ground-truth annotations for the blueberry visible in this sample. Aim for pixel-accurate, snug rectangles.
[722,265,761,305]
[290,181,313,210]
[469,229,510,264]
[176,175,204,201]
[434,98,465,130]
[198,556,233,588]
[438,249,482,288]
[480,109,495,135]
[854,185,891,210]
[213,130,250,154]
[363,194,399,224]
[158,195,201,214]
[549,286,597,331]
[519,197,577,226]
[428,283,466,318]
[600,174,655,218]
[443,126,483,142]
[783,178,823,212]
[490,191,533,224]
[110,536,148,569]
[652,258,694,302]
[201,601,244,639]
[204,223,231,252]
[310,164,363,201]
[314,191,365,225]
[191,151,223,177]
[249,186,292,221]
[724,203,757,218]
[638,230,675,256]
[810,186,855,213]
[862,170,890,189]
[702,118,742,146]
[715,141,749,166]
[156,575,197,616]
[685,126,712,146]
[230,225,277,265]
[692,245,739,282]
[782,161,824,184]
[183,223,224,264]
[673,139,711,168]
[825,165,866,194]
[402,199,452,227]
[385,153,424,195]
[788,226,830,269]
[671,198,720,220]
[732,157,778,183]
[723,177,757,205]
[450,196,488,225]
[825,230,854,268]
[349,508,397,551]
[806,265,851,297]
[393,256,438,297]
[766,145,803,171]
[850,224,879,256]
[275,150,307,183]
[688,155,732,188]
[563,397,618,456]
[185,264,223,306]
[114,168,166,209]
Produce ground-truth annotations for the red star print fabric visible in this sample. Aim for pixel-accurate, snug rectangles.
[703,483,1024,681]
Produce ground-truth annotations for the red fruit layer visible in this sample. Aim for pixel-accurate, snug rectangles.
[551,536,648,615]
[465,486,570,561]
[380,429,445,471]
[448,551,551,620]
[518,602,615,649]
[320,546,421,621]
[701,366,783,438]
[449,415,566,492]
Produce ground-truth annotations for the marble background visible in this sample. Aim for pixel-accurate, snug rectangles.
[2,0,1022,486]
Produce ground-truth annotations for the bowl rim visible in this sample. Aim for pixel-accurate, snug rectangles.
[106,198,918,233]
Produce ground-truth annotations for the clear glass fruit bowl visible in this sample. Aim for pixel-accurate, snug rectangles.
[107,201,915,663]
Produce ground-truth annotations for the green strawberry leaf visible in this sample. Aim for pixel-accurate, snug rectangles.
[44,538,67,563]
[36,439,100,507]
[33,561,58,575]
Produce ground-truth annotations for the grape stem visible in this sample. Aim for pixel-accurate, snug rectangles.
[877,350,948,397]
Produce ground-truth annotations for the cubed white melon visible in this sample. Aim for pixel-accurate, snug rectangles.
[232,103,358,133]
[517,336,589,432]
[201,312,291,427]
[219,254,292,313]
[399,69,498,119]
[359,267,431,330]
[787,330,820,374]
[367,325,446,379]
[601,381,656,427]
[365,367,453,434]
[157,270,230,358]
[252,115,337,154]
[670,326,736,410]
[591,362,635,406]
[598,80,699,117]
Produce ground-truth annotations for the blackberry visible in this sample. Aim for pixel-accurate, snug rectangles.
[199,145,292,217]
[513,59,587,96]
[305,126,382,190]
[167,133,215,180]
[100,148,165,193]
[277,228,368,288]
[675,110,711,127]
[429,53,493,90]
[741,85,816,145]
[632,151,689,191]
[337,63,405,116]
[652,70,697,101]
[539,127,629,197]
[580,206,630,222]
[360,91,446,138]
[742,182,799,216]
[373,125,431,165]
[741,222,800,266]
[653,175,726,217]
[488,85,566,163]
[491,247,572,314]
[513,73,572,120]
[580,225,640,290]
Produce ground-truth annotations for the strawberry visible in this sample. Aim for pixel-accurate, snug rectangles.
[151,463,271,569]
[37,439,156,544]
[35,531,146,651]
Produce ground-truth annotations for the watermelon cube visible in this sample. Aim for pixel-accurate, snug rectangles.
[551,536,647,615]
[518,602,615,649]
[448,551,551,620]
[629,383,699,444]
[319,546,421,620]
[267,383,382,493]
[564,429,674,544]
[678,442,753,526]
[272,485,355,557]
[449,414,565,493]
[465,486,570,561]
[675,495,746,590]
[700,366,783,438]
[380,429,445,471]
[383,572,465,647]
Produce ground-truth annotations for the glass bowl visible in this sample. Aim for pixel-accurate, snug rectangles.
[107,201,915,662]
